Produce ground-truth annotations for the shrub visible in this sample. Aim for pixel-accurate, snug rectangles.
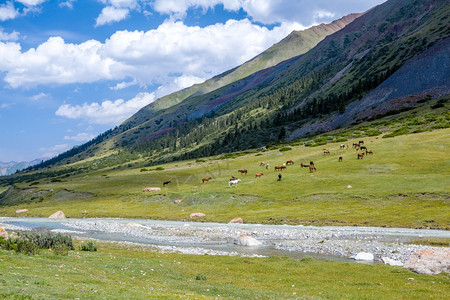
[80,241,97,252]
[140,168,149,172]
[155,167,165,171]
[279,147,292,152]
[195,274,207,281]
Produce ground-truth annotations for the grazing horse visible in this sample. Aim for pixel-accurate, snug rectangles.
[278,173,282,181]
[274,166,283,171]
[202,177,212,183]
[229,179,241,187]
[300,162,309,168]
[286,160,294,165]
[357,153,365,159]
[338,156,343,162]
[359,140,364,145]
[238,169,248,175]
[353,143,359,148]
[340,144,345,149]
[366,150,373,155]
[309,165,316,172]
[230,176,238,181]
[163,180,171,186]
[360,146,367,151]
[255,173,264,178]
[280,166,287,171]
[259,162,266,167]
[323,149,330,155]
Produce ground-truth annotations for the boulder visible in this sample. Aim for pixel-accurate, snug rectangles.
[16,209,29,214]
[143,187,161,192]
[229,217,243,224]
[190,212,205,218]
[49,210,66,219]
[354,252,374,261]
[382,257,403,266]
[234,234,262,246]
[404,249,450,275]
[0,227,8,239]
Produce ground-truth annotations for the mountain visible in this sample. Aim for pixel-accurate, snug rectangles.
[18,0,450,173]
[0,159,46,176]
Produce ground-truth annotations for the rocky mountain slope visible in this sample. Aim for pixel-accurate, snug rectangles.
[21,0,450,171]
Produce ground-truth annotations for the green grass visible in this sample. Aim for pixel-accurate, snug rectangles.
[0,240,448,299]
[1,128,449,229]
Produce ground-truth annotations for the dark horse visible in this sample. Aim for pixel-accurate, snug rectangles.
[163,180,171,186]
[238,169,248,174]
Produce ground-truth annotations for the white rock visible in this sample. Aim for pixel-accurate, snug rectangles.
[228,217,243,224]
[190,212,205,218]
[143,187,161,192]
[16,209,29,214]
[354,252,374,261]
[234,234,262,246]
[382,257,403,266]
[49,211,66,219]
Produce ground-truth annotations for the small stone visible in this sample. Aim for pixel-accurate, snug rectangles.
[49,211,65,219]
[354,252,374,261]
[347,185,352,188]
[228,217,243,224]
[16,209,29,214]
[190,212,205,218]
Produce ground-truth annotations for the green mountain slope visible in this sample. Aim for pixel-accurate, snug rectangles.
[16,0,450,172]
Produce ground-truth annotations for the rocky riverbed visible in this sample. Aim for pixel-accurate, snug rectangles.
[1,217,448,263]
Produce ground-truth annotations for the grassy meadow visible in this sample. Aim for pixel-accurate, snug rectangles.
[1,239,449,299]
[1,128,449,229]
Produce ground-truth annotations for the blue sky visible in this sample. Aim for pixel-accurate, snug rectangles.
[0,0,386,162]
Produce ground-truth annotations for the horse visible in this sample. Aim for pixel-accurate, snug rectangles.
[255,173,264,178]
[357,153,365,159]
[309,165,316,172]
[340,144,345,149]
[163,180,171,186]
[238,169,248,174]
[286,160,294,165]
[360,146,367,151]
[229,179,241,187]
[338,156,343,162]
[259,162,265,167]
[359,140,364,145]
[300,162,309,168]
[353,143,359,148]
[366,150,373,155]
[230,176,238,181]
[323,149,330,155]
[274,166,282,171]
[202,177,212,183]
[278,173,282,181]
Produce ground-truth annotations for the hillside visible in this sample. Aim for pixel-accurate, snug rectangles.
[9,0,450,174]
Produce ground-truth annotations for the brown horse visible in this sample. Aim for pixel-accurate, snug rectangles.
[366,150,373,155]
[309,165,316,172]
[357,153,365,159]
[338,156,343,162]
[255,173,264,178]
[280,165,287,171]
[323,149,330,155]
[202,177,212,183]
[274,166,282,171]
[360,146,367,151]
[286,160,294,165]
[300,162,309,168]
[238,169,248,174]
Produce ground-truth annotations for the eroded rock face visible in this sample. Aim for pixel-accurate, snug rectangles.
[190,212,205,218]
[229,217,243,224]
[49,211,66,219]
[404,249,450,275]
[234,235,262,246]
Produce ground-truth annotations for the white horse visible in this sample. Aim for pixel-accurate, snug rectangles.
[229,179,241,187]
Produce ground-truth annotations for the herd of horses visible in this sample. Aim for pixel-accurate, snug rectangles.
[160,140,373,188]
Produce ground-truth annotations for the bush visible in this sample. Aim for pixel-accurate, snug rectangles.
[279,147,292,152]
[195,274,207,281]
[80,241,97,252]
[155,167,165,171]
[140,168,149,172]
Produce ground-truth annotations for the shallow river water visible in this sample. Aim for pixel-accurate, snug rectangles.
[1,217,449,263]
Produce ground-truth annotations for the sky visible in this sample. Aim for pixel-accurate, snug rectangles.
[0,0,386,162]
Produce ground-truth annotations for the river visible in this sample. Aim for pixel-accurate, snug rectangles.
[1,217,449,263]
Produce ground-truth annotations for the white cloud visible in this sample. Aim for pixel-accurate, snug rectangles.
[55,92,156,125]
[64,132,96,142]
[59,0,76,9]
[96,6,130,26]
[0,28,19,41]
[16,0,47,6]
[0,2,19,21]
[110,78,138,90]
[39,143,70,158]
[30,92,49,101]
[0,19,302,89]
